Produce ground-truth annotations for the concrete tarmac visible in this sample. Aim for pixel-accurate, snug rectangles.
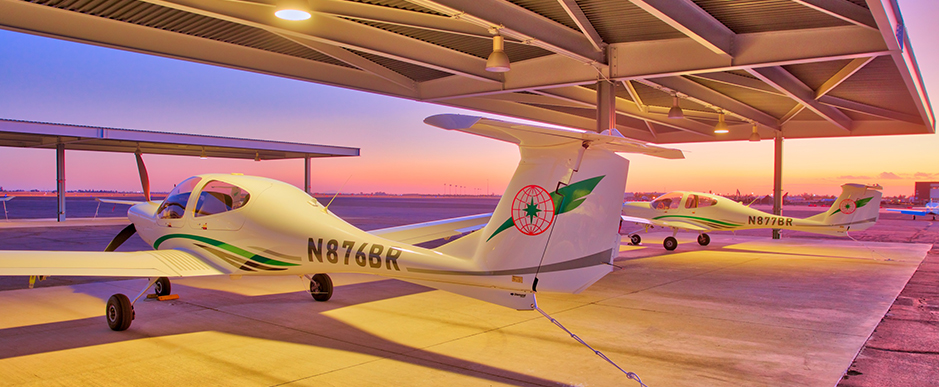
[0,206,936,386]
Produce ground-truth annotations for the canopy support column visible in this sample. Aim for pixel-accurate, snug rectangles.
[56,141,65,222]
[304,156,311,194]
[596,80,616,133]
[772,131,783,239]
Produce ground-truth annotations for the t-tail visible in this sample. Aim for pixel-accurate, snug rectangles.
[420,114,682,309]
[805,183,883,234]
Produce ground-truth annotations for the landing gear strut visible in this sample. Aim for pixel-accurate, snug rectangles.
[308,273,333,302]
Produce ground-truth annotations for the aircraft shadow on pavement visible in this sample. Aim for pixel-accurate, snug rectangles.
[0,279,569,386]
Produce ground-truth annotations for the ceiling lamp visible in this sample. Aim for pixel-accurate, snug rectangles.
[749,123,761,142]
[713,111,729,134]
[486,35,510,72]
[667,95,684,119]
[200,147,207,160]
[275,0,311,21]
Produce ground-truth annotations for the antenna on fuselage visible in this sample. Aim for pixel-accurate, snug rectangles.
[323,175,352,213]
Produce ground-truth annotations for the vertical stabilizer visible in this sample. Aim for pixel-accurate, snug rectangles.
[423,115,682,308]
[808,183,883,232]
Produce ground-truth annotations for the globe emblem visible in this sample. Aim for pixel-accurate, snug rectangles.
[839,199,857,215]
[511,185,555,236]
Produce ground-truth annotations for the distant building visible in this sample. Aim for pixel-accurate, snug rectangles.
[914,182,939,203]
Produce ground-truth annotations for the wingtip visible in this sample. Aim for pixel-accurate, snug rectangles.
[424,114,483,130]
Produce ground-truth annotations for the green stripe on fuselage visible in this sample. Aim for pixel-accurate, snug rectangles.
[651,215,741,227]
[154,234,299,267]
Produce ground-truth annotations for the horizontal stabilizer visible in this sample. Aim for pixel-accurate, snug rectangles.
[370,213,491,244]
[424,114,683,159]
[0,249,225,277]
[0,196,13,202]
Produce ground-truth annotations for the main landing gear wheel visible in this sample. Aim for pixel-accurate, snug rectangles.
[309,274,333,302]
[106,294,134,331]
[697,233,711,246]
[630,234,642,245]
[154,277,171,296]
[663,236,678,251]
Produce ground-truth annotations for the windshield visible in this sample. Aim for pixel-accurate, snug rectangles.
[651,193,683,210]
[157,177,201,219]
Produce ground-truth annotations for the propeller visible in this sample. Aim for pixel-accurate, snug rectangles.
[105,223,137,252]
[135,151,151,202]
[105,151,150,251]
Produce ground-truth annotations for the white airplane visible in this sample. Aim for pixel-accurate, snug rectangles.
[887,201,939,220]
[621,183,883,251]
[0,114,682,331]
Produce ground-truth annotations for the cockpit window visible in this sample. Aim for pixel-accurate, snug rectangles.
[685,194,699,208]
[698,196,717,207]
[157,177,201,219]
[651,193,683,210]
[194,180,250,217]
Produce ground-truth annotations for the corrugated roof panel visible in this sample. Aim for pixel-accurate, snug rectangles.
[792,107,826,121]
[504,0,580,31]
[692,0,853,34]
[351,19,553,61]
[348,49,452,82]
[577,0,685,43]
[783,59,854,91]
[26,0,356,68]
[346,0,444,16]
[827,56,920,116]
[690,77,798,119]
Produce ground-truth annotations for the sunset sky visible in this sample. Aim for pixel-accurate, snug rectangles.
[0,0,936,198]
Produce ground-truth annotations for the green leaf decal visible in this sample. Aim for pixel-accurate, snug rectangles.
[856,197,873,208]
[486,175,605,241]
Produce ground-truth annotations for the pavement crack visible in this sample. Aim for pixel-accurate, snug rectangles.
[864,346,939,355]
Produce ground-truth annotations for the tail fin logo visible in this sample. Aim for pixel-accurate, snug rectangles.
[511,185,556,236]
[833,196,873,215]
[487,175,606,241]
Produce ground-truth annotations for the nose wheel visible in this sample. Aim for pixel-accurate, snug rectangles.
[308,273,333,302]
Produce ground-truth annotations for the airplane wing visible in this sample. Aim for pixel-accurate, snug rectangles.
[96,198,145,206]
[658,220,709,231]
[0,249,225,277]
[621,215,654,226]
[621,215,708,231]
[370,213,491,244]
[886,208,929,216]
[0,196,13,202]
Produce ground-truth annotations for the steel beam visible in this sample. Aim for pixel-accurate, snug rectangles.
[408,0,604,64]
[556,0,605,52]
[643,76,780,129]
[747,67,852,131]
[628,0,734,57]
[304,156,311,194]
[791,0,878,30]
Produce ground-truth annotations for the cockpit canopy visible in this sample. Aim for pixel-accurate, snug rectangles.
[157,177,251,219]
[651,192,717,210]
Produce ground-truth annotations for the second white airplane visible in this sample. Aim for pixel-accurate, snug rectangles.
[621,183,883,251]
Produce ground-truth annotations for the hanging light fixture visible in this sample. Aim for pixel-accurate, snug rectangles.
[714,111,729,134]
[200,147,207,160]
[486,35,511,72]
[749,123,761,142]
[275,0,311,21]
[667,95,684,119]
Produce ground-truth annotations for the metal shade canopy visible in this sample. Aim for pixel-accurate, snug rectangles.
[0,0,933,143]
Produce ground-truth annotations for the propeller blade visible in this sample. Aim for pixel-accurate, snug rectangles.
[105,224,137,252]
[135,151,151,202]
